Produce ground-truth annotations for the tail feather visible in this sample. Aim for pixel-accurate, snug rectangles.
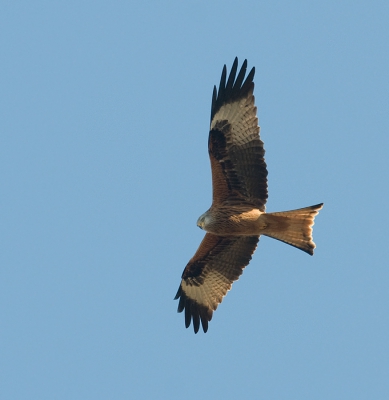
[262,203,323,255]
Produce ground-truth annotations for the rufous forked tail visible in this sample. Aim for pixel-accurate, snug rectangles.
[262,203,324,255]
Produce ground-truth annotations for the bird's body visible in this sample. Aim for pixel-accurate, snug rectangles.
[175,58,323,333]
[198,203,321,250]
[197,205,264,236]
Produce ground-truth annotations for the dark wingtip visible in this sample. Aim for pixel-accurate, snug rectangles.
[174,285,181,300]
[225,58,238,91]
[211,58,255,121]
[174,285,213,333]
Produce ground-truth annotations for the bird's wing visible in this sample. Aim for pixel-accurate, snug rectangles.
[209,58,268,210]
[174,233,259,333]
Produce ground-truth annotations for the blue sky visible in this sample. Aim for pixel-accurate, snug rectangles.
[1,1,388,398]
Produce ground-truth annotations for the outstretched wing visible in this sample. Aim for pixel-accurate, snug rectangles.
[174,233,259,333]
[209,58,268,210]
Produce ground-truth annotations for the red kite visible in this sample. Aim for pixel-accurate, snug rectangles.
[175,58,323,333]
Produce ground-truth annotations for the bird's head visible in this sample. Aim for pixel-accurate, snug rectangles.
[197,211,211,230]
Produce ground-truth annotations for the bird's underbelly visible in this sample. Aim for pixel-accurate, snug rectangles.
[206,208,267,236]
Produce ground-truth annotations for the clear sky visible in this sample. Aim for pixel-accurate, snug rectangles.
[1,1,388,399]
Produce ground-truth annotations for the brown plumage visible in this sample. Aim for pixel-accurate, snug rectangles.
[175,58,323,333]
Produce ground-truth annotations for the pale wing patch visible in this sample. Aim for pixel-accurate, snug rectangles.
[181,268,233,311]
[211,96,259,147]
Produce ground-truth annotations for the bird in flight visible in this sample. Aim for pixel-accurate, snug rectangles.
[175,58,323,333]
